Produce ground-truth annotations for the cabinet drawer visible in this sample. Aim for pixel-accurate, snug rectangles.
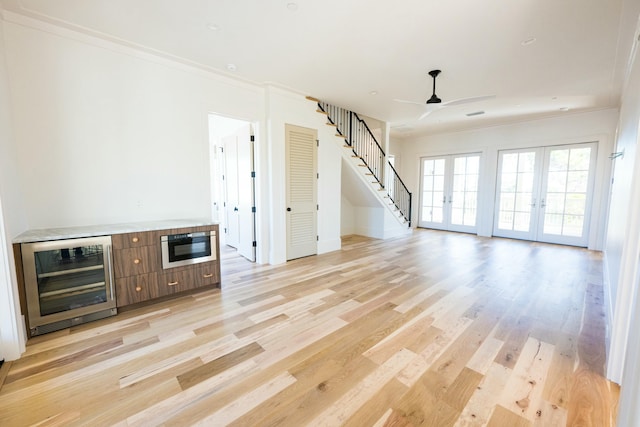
[195,262,220,287]
[156,263,219,296]
[112,231,159,249]
[113,246,160,278]
[157,268,195,296]
[115,273,159,307]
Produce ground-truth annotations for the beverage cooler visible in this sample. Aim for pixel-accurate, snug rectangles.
[21,236,116,336]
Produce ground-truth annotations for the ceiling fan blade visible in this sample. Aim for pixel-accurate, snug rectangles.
[419,109,438,120]
[442,95,496,107]
[393,98,425,106]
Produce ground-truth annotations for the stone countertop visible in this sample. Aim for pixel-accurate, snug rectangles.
[13,219,218,243]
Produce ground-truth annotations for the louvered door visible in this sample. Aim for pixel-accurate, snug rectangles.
[285,124,317,260]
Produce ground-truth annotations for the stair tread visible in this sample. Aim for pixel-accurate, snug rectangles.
[306,96,320,102]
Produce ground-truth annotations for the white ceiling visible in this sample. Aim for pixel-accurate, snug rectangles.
[1,0,637,138]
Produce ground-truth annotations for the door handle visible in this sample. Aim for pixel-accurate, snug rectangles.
[540,199,546,208]
[287,207,292,212]
[530,198,537,208]
[233,207,238,211]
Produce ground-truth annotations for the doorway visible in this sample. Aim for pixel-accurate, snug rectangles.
[209,114,256,262]
[418,153,480,233]
[493,142,597,246]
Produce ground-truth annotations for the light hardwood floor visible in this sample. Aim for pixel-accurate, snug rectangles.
[0,229,619,426]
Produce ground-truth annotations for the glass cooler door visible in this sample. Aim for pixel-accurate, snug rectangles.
[23,236,115,328]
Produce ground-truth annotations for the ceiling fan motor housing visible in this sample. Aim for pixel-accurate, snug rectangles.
[427,69,442,104]
[427,94,441,104]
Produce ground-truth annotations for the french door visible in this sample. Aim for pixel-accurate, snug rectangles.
[493,142,597,246]
[418,153,480,233]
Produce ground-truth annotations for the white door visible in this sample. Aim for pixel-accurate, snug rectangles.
[493,148,539,240]
[537,143,597,246]
[418,153,480,233]
[285,124,317,260]
[223,134,240,249]
[236,132,256,261]
[494,143,597,246]
[223,124,256,261]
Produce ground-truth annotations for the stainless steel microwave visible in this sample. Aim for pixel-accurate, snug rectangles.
[160,230,216,269]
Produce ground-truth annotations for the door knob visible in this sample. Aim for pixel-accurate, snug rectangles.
[287,207,292,211]
[234,207,238,211]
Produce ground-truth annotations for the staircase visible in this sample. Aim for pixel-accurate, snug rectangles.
[307,97,412,228]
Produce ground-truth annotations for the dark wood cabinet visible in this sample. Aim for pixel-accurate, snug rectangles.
[156,262,219,297]
[112,224,220,308]
[111,231,159,249]
[114,273,158,306]
[112,246,160,277]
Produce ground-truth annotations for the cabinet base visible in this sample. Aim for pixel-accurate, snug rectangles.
[30,308,117,336]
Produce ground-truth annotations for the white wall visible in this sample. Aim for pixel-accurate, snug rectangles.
[2,13,265,229]
[605,7,640,388]
[265,87,342,264]
[354,206,384,238]
[395,109,618,248]
[0,16,27,361]
[341,195,355,236]
[606,8,640,425]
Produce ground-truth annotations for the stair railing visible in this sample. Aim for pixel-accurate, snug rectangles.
[316,101,412,226]
[386,161,412,226]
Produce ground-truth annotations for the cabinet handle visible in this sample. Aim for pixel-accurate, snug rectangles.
[203,273,213,278]
[168,281,178,286]
[134,259,141,264]
[132,237,139,243]
[135,286,142,292]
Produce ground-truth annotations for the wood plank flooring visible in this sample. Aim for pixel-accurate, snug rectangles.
[0,230,619,426]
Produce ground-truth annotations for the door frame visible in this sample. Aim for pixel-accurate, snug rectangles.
[208,114,258,262]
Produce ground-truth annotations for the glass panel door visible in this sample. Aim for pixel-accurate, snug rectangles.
[34,244,108,316]
[450,155,480,232]
[494,149,540,240]
[419,157,447,230]
[538,143,596,246]
[22,235,116,332]
[493,143,596,246]
[419,153,480,233]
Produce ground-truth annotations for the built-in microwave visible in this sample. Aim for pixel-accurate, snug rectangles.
[160,230,217,269]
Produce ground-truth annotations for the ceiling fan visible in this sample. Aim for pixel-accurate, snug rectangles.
[394,70,495,120]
